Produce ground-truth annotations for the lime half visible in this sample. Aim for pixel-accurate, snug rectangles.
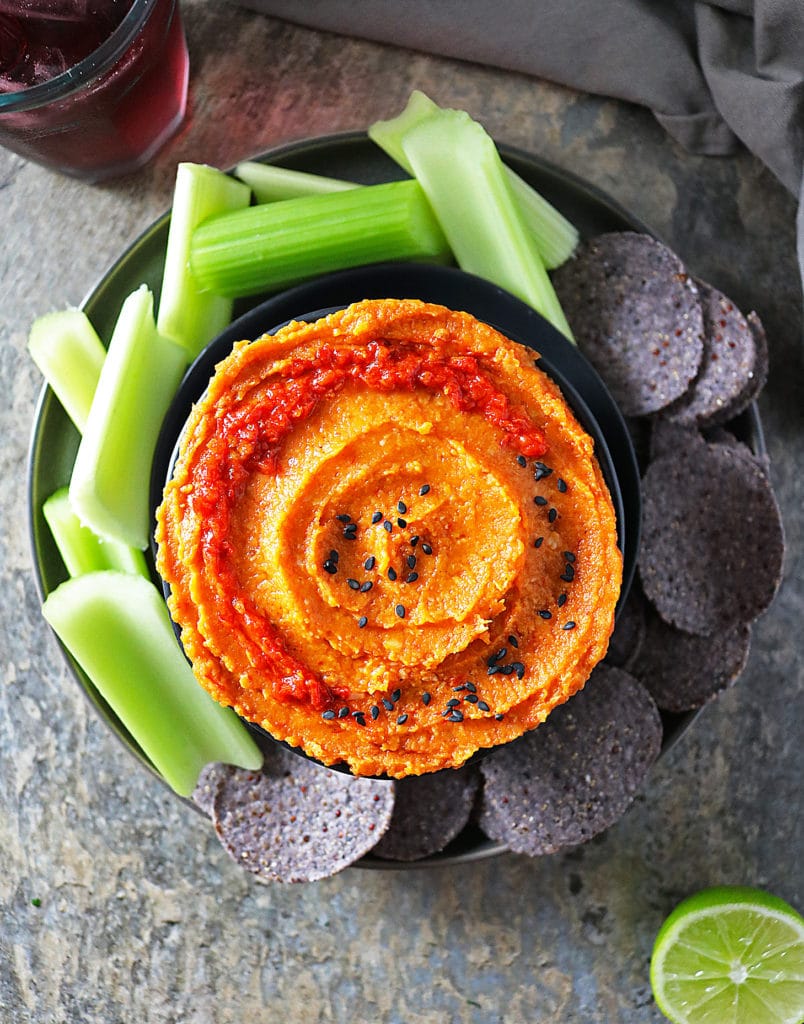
[650,886,804,1024]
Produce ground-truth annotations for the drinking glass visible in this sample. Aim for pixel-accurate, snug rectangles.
[0,0,189,180]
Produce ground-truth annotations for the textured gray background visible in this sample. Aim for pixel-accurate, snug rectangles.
[1,3,802,1022]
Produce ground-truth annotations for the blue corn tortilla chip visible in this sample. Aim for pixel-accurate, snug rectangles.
[665,282,765,427]
[604,581,647,671]
[372,767,480,861]
[478,665,662,856]
[203,746,394,882]
[639,437,784,635]
[630,602,751,713]
[552,232,704,416]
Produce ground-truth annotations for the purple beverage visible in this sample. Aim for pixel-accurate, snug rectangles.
[0,0,188,180]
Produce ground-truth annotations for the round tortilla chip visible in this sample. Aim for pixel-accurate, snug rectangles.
[206,747,394,882]
[649,418,705,464]
[631,603,751,712]
[639,438,784,635]
[192,762,228,818]
[605,582,647,671]
[372,767,480,861]
[552,232,704,416]
[478,665,662,856]
[665,281,762,426]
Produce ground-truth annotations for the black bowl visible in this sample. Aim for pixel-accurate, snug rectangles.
[150,261,641,779]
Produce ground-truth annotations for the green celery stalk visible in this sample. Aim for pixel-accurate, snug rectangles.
[369,91,579,269]
[43,487,150,579]
[398,109,574,340]
[157,163,252,359]
[234,161,357,202]
[28,309,107,433]
[189,179,451,299]
[70,285,187,550]
[42,571,263,796]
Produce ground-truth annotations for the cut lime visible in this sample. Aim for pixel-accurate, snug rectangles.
[650,886,804,1024]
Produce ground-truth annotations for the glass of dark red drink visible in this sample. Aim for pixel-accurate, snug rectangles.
[0,0,189,181]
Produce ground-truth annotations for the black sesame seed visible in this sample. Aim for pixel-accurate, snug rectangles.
[494,713,504,721]
[370,705,380,720]
[371,511,382,524]
[534,462,553,480]
[465,682,477,693]
[391,689,401,703]
[446,698,460,708]
[557,478,568,493]
[395,604,406,618]
[410,535,420,547]
[343,526,357,539]
[548,507,558,523]
[560,572,574,583]
[494,647,507,662]
[563,551,576,563]
[534,495,548,506]
[381,698,394,712]
[397,517,407,528]
[422,692,431,705]
[338,706,350,719]
[534,537,544,548]
[448,710,464,722]
[406,572,419,583]
[383,520,393,533]
[441,709,451,718]
[335,514,352,524]
[421,543,433,555]
[562,621,576,630]
[358,616,368,628]
[419,484,430,496]
[453,684,467,692]
[364,556,376,570]
[508,635,519,648]
[539,609,552,620]
[464,693,479,704]
[360,581,373,593]
[396,713,408,725]
[516,454,527,467]
[478,701,491,712]
[347,578,360,590]
[329,549,340,563]
[388,567,398,581]
[323,560,338,575]
[353,713,366,726]
[322,710,336,720]
[558,593,567,607]
[499,665,515,675]
[407,554,417,569]
[511,662,525,679]
[397,500,407,514]
[487,665,500,676]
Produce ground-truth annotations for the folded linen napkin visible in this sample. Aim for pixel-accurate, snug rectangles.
[235,0,804,289]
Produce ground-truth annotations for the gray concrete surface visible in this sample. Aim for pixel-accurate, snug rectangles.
[1,3,802,1021]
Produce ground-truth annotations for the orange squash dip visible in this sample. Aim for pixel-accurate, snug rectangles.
[155,298,622,777]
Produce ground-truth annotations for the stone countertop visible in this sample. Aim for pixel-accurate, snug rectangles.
[1,3,802,1021]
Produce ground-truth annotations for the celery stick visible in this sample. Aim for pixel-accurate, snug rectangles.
[42,571,263,797]
[235,161,357,202]
[43,487,150,579]
[368,89,440,168]
[189,179,451,299]
[157,163,251,359]
[369,91,579,269]
[70,285,187,550]
[398,110,574,340]
[28,309,106,433]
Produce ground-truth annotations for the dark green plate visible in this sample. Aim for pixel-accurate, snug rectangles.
[27,132,764,869]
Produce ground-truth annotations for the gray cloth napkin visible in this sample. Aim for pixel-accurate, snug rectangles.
[237,0,804,289]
